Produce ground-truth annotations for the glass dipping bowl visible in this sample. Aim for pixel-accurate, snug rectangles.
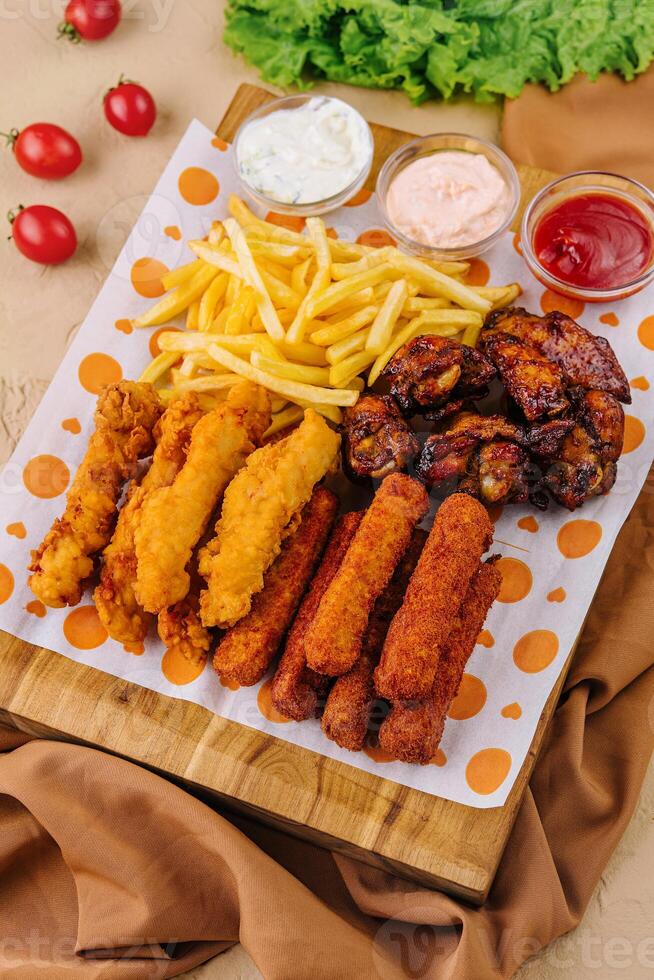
[376,133,520,260]
[233,94,374,217]
[521,171,654,302]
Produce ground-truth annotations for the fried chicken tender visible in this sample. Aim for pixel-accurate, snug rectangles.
[213,486,338,686]
[199,409,340,629]
[322,528,426,752]
[305,473,429,677]
[270,511,362,721]
[29,382,163,608]
[378,558,501,764]
[375,493,493,701]
[94,393,204,644]
[134,382,270,614]
[158,593,211,667]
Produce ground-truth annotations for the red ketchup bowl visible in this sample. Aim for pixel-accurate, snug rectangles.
[521,171,654,302]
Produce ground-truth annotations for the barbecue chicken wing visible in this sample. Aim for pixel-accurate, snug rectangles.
[381,336,495,417]
[531,388,625,510]
[480,331,570,421]
[341,394,419,480]
[416,412,530,505]
[483,307,631,403]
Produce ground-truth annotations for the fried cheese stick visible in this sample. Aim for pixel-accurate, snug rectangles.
[158,593,211,666]
[134,381,270,613]
[213,486,338,686]
[271,511,363,721]
[378,559,501,763]
[94,393,204,644]
[29,382,163,608]
[322,528,427,751]
[375,493,493,701]
[199,409,340,629]
[305,473,429,677]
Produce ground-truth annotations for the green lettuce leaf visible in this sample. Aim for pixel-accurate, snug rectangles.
[224,0,654,103]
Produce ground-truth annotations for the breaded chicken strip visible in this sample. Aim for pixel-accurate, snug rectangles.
[271,511,363,721]
[322,528,426,751]
[29,382,163,608]
[158,593,211,667]
[305,473,429,677]
[375,493,493,701]
[199,409,340,628]
[378,559,501,763]
[134,382,270,614]
[94,393,204,644]
[213,486,338,687]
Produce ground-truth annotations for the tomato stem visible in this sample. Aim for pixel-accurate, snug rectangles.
[0,128,19,149]
[57,21,82,43]
[7,204,24,234]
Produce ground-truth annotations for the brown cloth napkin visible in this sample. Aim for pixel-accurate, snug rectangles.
[503,68,654,189]
[2,78,654,978]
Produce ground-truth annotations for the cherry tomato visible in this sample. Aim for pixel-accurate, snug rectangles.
[2,123,82,180]
[8,205,77,265]
[58,0,121,42]
[104,77,157,137]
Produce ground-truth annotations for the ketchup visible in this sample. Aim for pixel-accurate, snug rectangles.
[533,192,653,290]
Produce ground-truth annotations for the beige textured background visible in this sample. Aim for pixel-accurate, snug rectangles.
[1,2,652,977]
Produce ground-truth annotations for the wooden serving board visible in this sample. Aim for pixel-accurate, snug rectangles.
[0,84,567,905]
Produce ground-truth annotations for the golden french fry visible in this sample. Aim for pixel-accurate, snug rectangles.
[471,283,523,309]
[171,374,243,392]
[281,341,328,366]
[291,256,313,295]
[365,279,408,354]
[139,351,179,384]
[270,398,288,414]
[186,300,200,331]
[251,352,331,386]
[223,218,285,342]
[207,344,358,407]
[327,239,373,261]
[387,253,491,313]
[257,256,293,285]
[228,194,260,227]
[329,350,376,388]
[462,323,482,347]
[286,216,331,344]
[326,327,369,365]
[224,284,256,336]
[323,288,375,318]
[132,265,218,328]
[308,263,396,318]
[260,269,302,309]
[250,240,312,266]
[245,220,307,247]
[416,308,483,328]
[198,272,229,330]
[309,305,378,347]
[330,247,394,280]
[264,405,304,439]
[403,296,451,313]
[160,258,204,291]
[345,376,365,392]
[425,259,470,276]
[188,240,243,278]
[208,222,225,245]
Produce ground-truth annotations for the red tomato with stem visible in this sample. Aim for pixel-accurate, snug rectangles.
[8,205,77,265]
[104,77,157,137]
[58,0,121,42]
[2,123,82,179]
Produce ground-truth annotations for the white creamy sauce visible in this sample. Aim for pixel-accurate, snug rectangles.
[237,97,372,205]
[386,151,510,248]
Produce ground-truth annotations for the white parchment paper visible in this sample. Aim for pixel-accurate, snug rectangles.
[1,119,652,807]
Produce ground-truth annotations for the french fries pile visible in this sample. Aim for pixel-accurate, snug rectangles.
[134,195,521,438]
